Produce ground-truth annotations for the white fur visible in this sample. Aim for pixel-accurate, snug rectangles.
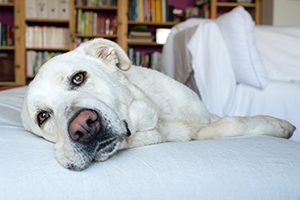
[21,39,295,170]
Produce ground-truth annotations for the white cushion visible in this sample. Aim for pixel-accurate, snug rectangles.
[255,25,300,82]
[217,6,269,88]
[1,87,300,199]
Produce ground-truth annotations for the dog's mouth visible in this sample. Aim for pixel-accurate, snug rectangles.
[64,108,129,170]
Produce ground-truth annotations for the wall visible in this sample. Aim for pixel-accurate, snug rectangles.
[262,0,300,26]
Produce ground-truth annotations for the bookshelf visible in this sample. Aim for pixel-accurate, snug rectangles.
[1,0,259,87]
[210,0,261,24]
[0,0,26,86]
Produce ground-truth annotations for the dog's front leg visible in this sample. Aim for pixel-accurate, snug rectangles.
[125,100,162,148]
[127,129,163,148]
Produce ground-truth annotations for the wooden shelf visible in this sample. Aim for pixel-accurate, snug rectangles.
[26,18,69,24]
[128,21,177,27]
[0,2,14,7]
[0,81,16,86]
[0,46,15,50]
[128,42,163,46]
[76,34,117,38]
[216,2,256,8]
[75,5,117,11]
[26,47,70,52]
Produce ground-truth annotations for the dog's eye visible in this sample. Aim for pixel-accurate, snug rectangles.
[71,71,87,86]
[37,111,50,126]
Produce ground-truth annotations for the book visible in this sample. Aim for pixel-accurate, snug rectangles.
[36,0,48,19]
[155,0,161,22]
[25,0,37,18]
[58,0,69,19]
[47,0,58,19]
[161,0,166,22]
[127,37,153,43]
[137,0,143,22]
[129,31,152,37]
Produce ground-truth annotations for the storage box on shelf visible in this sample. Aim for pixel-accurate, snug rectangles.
[0,0,25,86]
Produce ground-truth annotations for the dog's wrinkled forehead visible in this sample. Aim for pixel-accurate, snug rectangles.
[31,38,132,88]
[36,51,105,81]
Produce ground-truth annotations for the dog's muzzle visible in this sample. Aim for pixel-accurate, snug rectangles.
[68,109,101,144]
[64,108,131,171]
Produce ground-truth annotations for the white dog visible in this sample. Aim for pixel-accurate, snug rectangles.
[21,39,295,171]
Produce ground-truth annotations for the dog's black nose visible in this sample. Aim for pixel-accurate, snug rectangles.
[68,109,101,144]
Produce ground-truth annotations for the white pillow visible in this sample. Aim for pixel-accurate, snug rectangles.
[217,6,269,88]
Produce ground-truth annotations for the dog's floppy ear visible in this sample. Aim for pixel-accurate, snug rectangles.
[77,38,131,71]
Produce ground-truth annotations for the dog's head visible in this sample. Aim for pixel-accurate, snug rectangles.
[21,39,133,170]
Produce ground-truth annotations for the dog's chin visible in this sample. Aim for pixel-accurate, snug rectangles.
[60,136,124,171]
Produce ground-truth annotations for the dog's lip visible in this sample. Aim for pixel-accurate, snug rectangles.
[95,135,122,153]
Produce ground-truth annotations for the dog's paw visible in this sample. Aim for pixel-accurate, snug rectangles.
[280,120,296,139]
[264,116,296,139]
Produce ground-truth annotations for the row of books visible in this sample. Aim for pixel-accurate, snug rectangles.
[128,48,162,71]
[26,51,62,77]
[75,0,116,6]
[25,0,69,20]
[0,23,14,47]
[26,26,69,48]
[76,10,117,35]
[128,0,174,22]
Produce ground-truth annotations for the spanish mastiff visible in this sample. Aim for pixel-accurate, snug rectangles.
[21,39,295,171]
